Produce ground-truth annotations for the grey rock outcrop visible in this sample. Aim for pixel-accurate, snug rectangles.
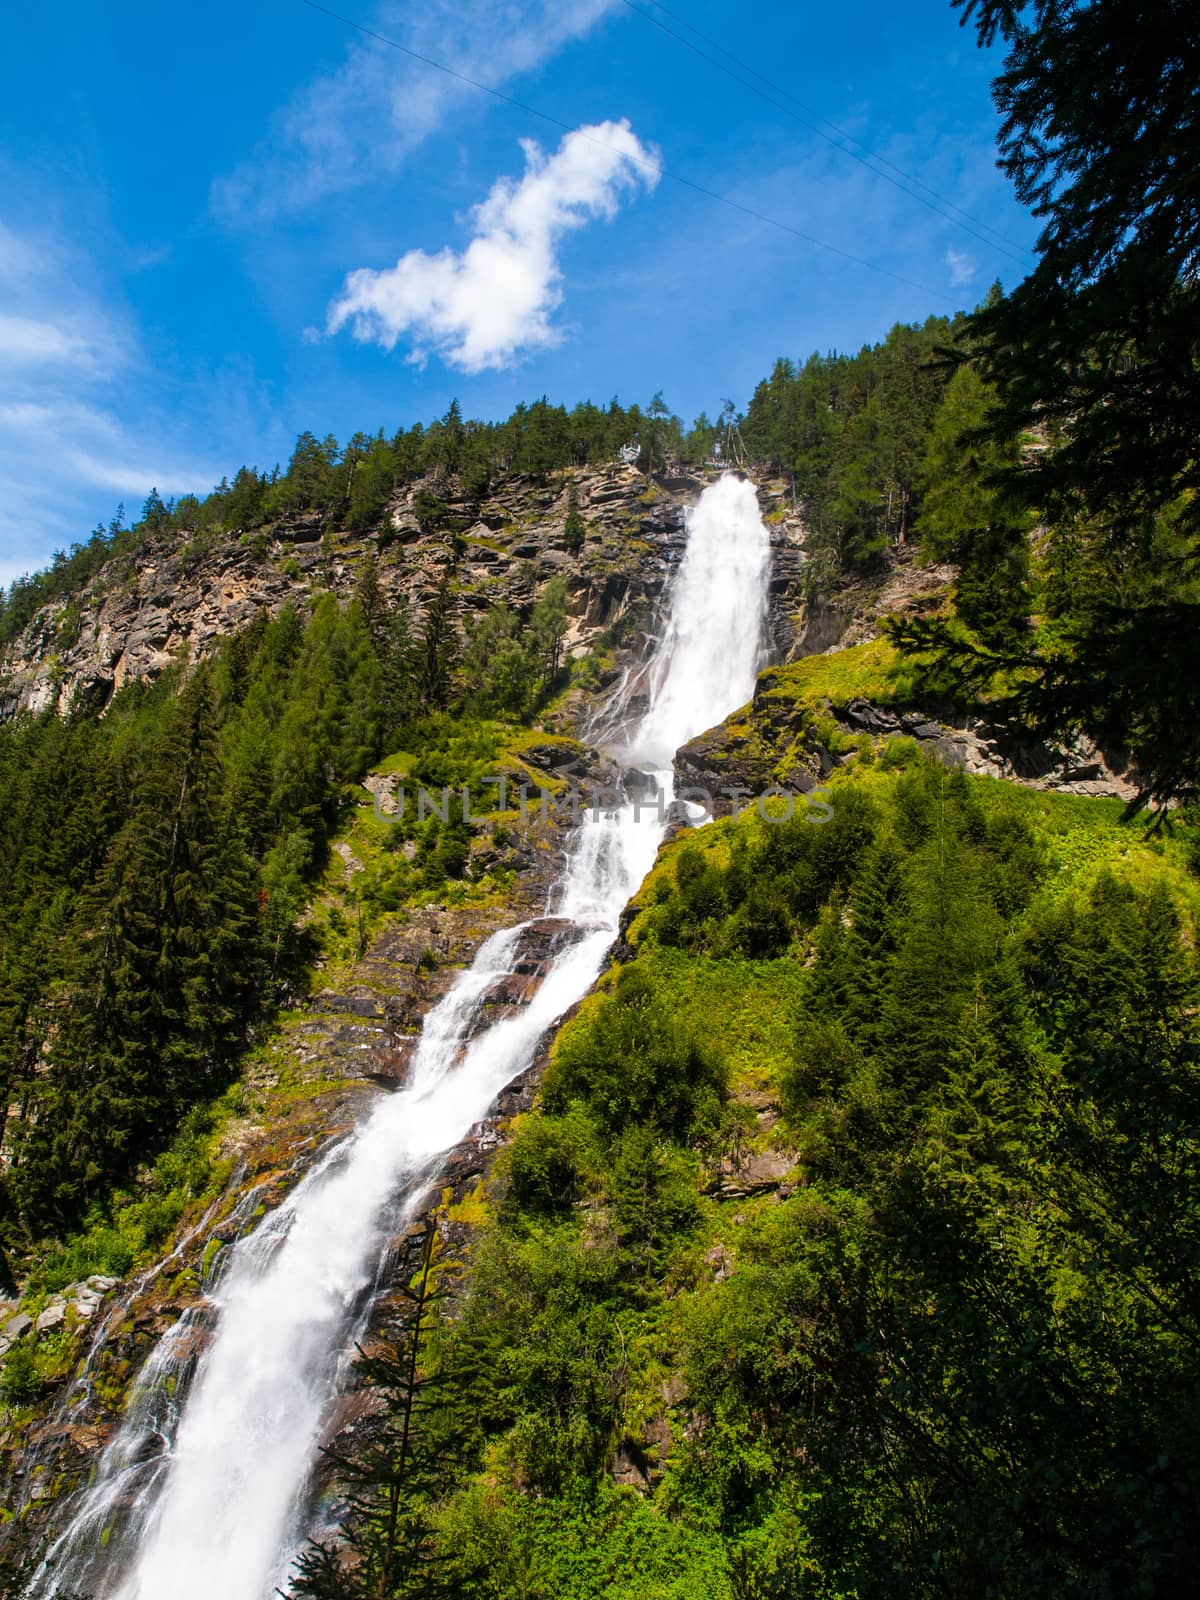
[34,1303,65,1335]
[4,1311,32,1342]
[1,467,768,721]
[0,467,831,728]
[674,681,1139,813]
[836,698,1139,800]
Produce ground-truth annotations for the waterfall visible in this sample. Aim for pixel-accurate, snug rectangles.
[29,475,771,1600]
[631,473,773,772]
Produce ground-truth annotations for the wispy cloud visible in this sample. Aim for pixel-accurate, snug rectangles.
[327,120,658,371]
[945,247,978,288]
[212,0,617,225]
[0,220,226,581]
[0,222,122,378]
[0,313,97,368]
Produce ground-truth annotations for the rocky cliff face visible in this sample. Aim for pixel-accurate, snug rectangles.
[0,467,810,721]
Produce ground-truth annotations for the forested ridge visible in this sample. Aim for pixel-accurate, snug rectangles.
[3,0,1200,1591]
[0,268,976,1270]
[278,0,1200,1592]
[0,312,964,652]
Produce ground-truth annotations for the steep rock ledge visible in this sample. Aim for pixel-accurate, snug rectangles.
[0,467,828,724]
[0,469,699,718]
[676,649,1140,812]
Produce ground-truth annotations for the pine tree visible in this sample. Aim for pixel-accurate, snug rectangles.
[276,432,340,515]
[355,557,386,640]
[563,484,586,554]
[289,1222,454,1600]
[10,678,262,1228]
[642,391,681,475]
[875,803,997,1098]
[843,839,908,1046]
[417,574,458,711]
[462,605,527,718]
[943,0,1200,806]
[917,365,1031,647]
[379,598,417,737]
[528,577,569,700]
[428,399,466,480]
[140,487,170,533]
[222,466,266,530]
[348,433,399,531]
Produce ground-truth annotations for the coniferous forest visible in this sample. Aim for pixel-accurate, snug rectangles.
[1,0,1199,1595]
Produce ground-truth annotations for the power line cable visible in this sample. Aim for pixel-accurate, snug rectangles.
[298,0,958,303]
[619,0,1034,270]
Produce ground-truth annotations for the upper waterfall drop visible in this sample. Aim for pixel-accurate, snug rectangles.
[630,473,771,772]
[28,475,773,1600]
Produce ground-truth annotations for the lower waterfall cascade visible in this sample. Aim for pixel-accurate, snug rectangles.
[29,472,773,1599]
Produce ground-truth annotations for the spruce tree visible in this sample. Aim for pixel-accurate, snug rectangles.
[528,577,569,700]
[563,484,586,554]
[417,574,458,711]
[355,556,386,640]
[10,678,262,1228]
[289,1222,454,1600]
[917,365,1032,648]
[379,598,417,737]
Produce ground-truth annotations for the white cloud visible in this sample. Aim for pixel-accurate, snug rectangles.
[213,0,617,224]
[946,247,978,288]
[0,389,221,560]
[65,445,214,497]
[327,120,659,371]
[0,313,95,368]
[0,220,227,578]
[0,223,121,376]
[0,221,40,278]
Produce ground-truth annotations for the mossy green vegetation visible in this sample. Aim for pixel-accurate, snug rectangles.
[759,635,908,709]
[320,756,1200,1599]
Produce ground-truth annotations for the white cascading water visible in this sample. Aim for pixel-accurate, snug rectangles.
[631,473,775,773]
[30,474,771,1600]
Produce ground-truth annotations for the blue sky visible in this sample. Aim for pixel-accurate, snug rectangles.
[0,0,1036,584]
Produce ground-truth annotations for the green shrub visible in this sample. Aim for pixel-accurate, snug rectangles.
[608,1125,699,1272]
[502,1115,593,1219]
[544,966,726,1141]
[413,487,450,531]
[0,1342,40,1405]
[781,1016,864,1113]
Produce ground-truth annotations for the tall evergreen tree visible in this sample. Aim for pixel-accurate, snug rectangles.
[563,484,586,554]
[11,679,261,1226]
[917,364,1032,647]
[417,574,458,711]
[940,0,1200,803]
[290,1222,454,1600]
